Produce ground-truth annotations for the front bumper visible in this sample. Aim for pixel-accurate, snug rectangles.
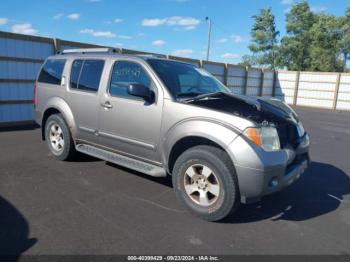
[227,132,310,204]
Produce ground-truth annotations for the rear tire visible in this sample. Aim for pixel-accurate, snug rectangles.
[45,114,76,161]
[172,145,240,221]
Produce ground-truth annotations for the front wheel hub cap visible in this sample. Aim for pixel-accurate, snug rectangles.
[183,164,220,207]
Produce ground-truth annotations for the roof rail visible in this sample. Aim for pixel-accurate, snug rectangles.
[58,48,121,55]
[135,53,167,59]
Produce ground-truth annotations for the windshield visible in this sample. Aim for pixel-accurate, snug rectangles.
[147,59,230,99]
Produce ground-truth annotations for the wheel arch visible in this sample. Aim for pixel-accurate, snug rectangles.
[163,119,239,174]
[168,136,231,175]
[41,97,76,140]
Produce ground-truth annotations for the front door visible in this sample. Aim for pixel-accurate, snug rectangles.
[98,59,163,163]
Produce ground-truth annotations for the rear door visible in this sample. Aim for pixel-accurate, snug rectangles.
[98,59,164,163]
[65,59,105,143]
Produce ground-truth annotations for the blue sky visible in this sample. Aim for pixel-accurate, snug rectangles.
[0,0,348,63]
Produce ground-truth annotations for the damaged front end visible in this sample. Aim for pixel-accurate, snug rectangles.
[185,92,305,151]
[184,92,311,203]
[186,92,310,200]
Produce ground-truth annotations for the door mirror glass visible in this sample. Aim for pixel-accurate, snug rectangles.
[128,84,154,102]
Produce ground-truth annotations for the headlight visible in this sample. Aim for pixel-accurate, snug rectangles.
[243,126,280,151]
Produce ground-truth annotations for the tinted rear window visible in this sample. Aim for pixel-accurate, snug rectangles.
[70,60,83,89]
[38,59,66,85]
[70,59,104,92]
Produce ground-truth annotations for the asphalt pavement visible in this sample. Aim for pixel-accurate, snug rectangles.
[0,106,350,255]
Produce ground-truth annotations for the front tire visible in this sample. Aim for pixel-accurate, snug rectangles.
[172,145,240,221]
[45,114,76,161]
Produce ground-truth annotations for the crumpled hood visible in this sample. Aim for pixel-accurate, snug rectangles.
[257,96,299,122]
[187,92,301,149]
[188,92,298,125]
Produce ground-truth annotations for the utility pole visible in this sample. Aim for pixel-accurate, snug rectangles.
[205,17,211,61]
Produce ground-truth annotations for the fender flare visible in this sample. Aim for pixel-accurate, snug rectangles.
[42,97,77,138]
[161,118,240,168]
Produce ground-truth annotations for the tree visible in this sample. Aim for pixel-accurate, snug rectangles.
[245,8,279,69]
[242,1,349,72]
[239,55,254,67]
[340,7,350,71]
[309,14,343,72]
[280,1,315,71]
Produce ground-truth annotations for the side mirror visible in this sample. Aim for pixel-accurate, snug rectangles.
[128,83,155,103]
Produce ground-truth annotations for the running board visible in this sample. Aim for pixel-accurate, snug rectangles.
[76,144,166,177]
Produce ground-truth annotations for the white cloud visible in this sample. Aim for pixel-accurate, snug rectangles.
[281,0,293,5]
[142,18,166,26]
[80,29,93,33]
[12,23,38,35]
[142,16,200,29]
[221,53,241,60]
[167,16,200,26]
[216,38,228,44]
[137,33,145,37]
[152,40,166,46]
[114,18,124,23]
[231,34,245,44]
[53,13,64,20]
[115,42,123,47]
[0,18,8,25]
[105,18,124,25]
[67,13,80,20]
[171,49,193,57]
[311,6,327,13]
[184,25,196,30]
[80,29,116,38]
[118,35,132,39]
[93,31,116,38]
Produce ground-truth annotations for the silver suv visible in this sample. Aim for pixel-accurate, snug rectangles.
[34,48,310,221]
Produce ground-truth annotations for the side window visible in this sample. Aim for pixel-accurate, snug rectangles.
[38,59,66,85]
[79,60,104,92]
[70,59,104,92]
[70,60,83,89]
[110,61,151,99]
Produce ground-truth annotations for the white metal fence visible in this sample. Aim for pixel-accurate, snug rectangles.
[0,30,350,126]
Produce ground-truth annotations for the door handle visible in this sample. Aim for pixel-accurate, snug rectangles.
[101,101,113,109]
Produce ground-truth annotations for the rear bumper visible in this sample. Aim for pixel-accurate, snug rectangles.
[227,132,310,204]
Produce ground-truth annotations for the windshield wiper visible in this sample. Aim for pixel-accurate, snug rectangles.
[176,92,203,98]
[181,91,227,103]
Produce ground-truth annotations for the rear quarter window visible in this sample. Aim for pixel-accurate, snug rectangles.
[38,59,66,85]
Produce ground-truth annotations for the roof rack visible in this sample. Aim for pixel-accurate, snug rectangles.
[135,53,167,59]
[58,48,121,55]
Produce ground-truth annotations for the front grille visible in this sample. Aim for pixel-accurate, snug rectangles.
[276,123,299,149]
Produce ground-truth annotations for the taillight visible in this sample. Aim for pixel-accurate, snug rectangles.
[33,81,38,109]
